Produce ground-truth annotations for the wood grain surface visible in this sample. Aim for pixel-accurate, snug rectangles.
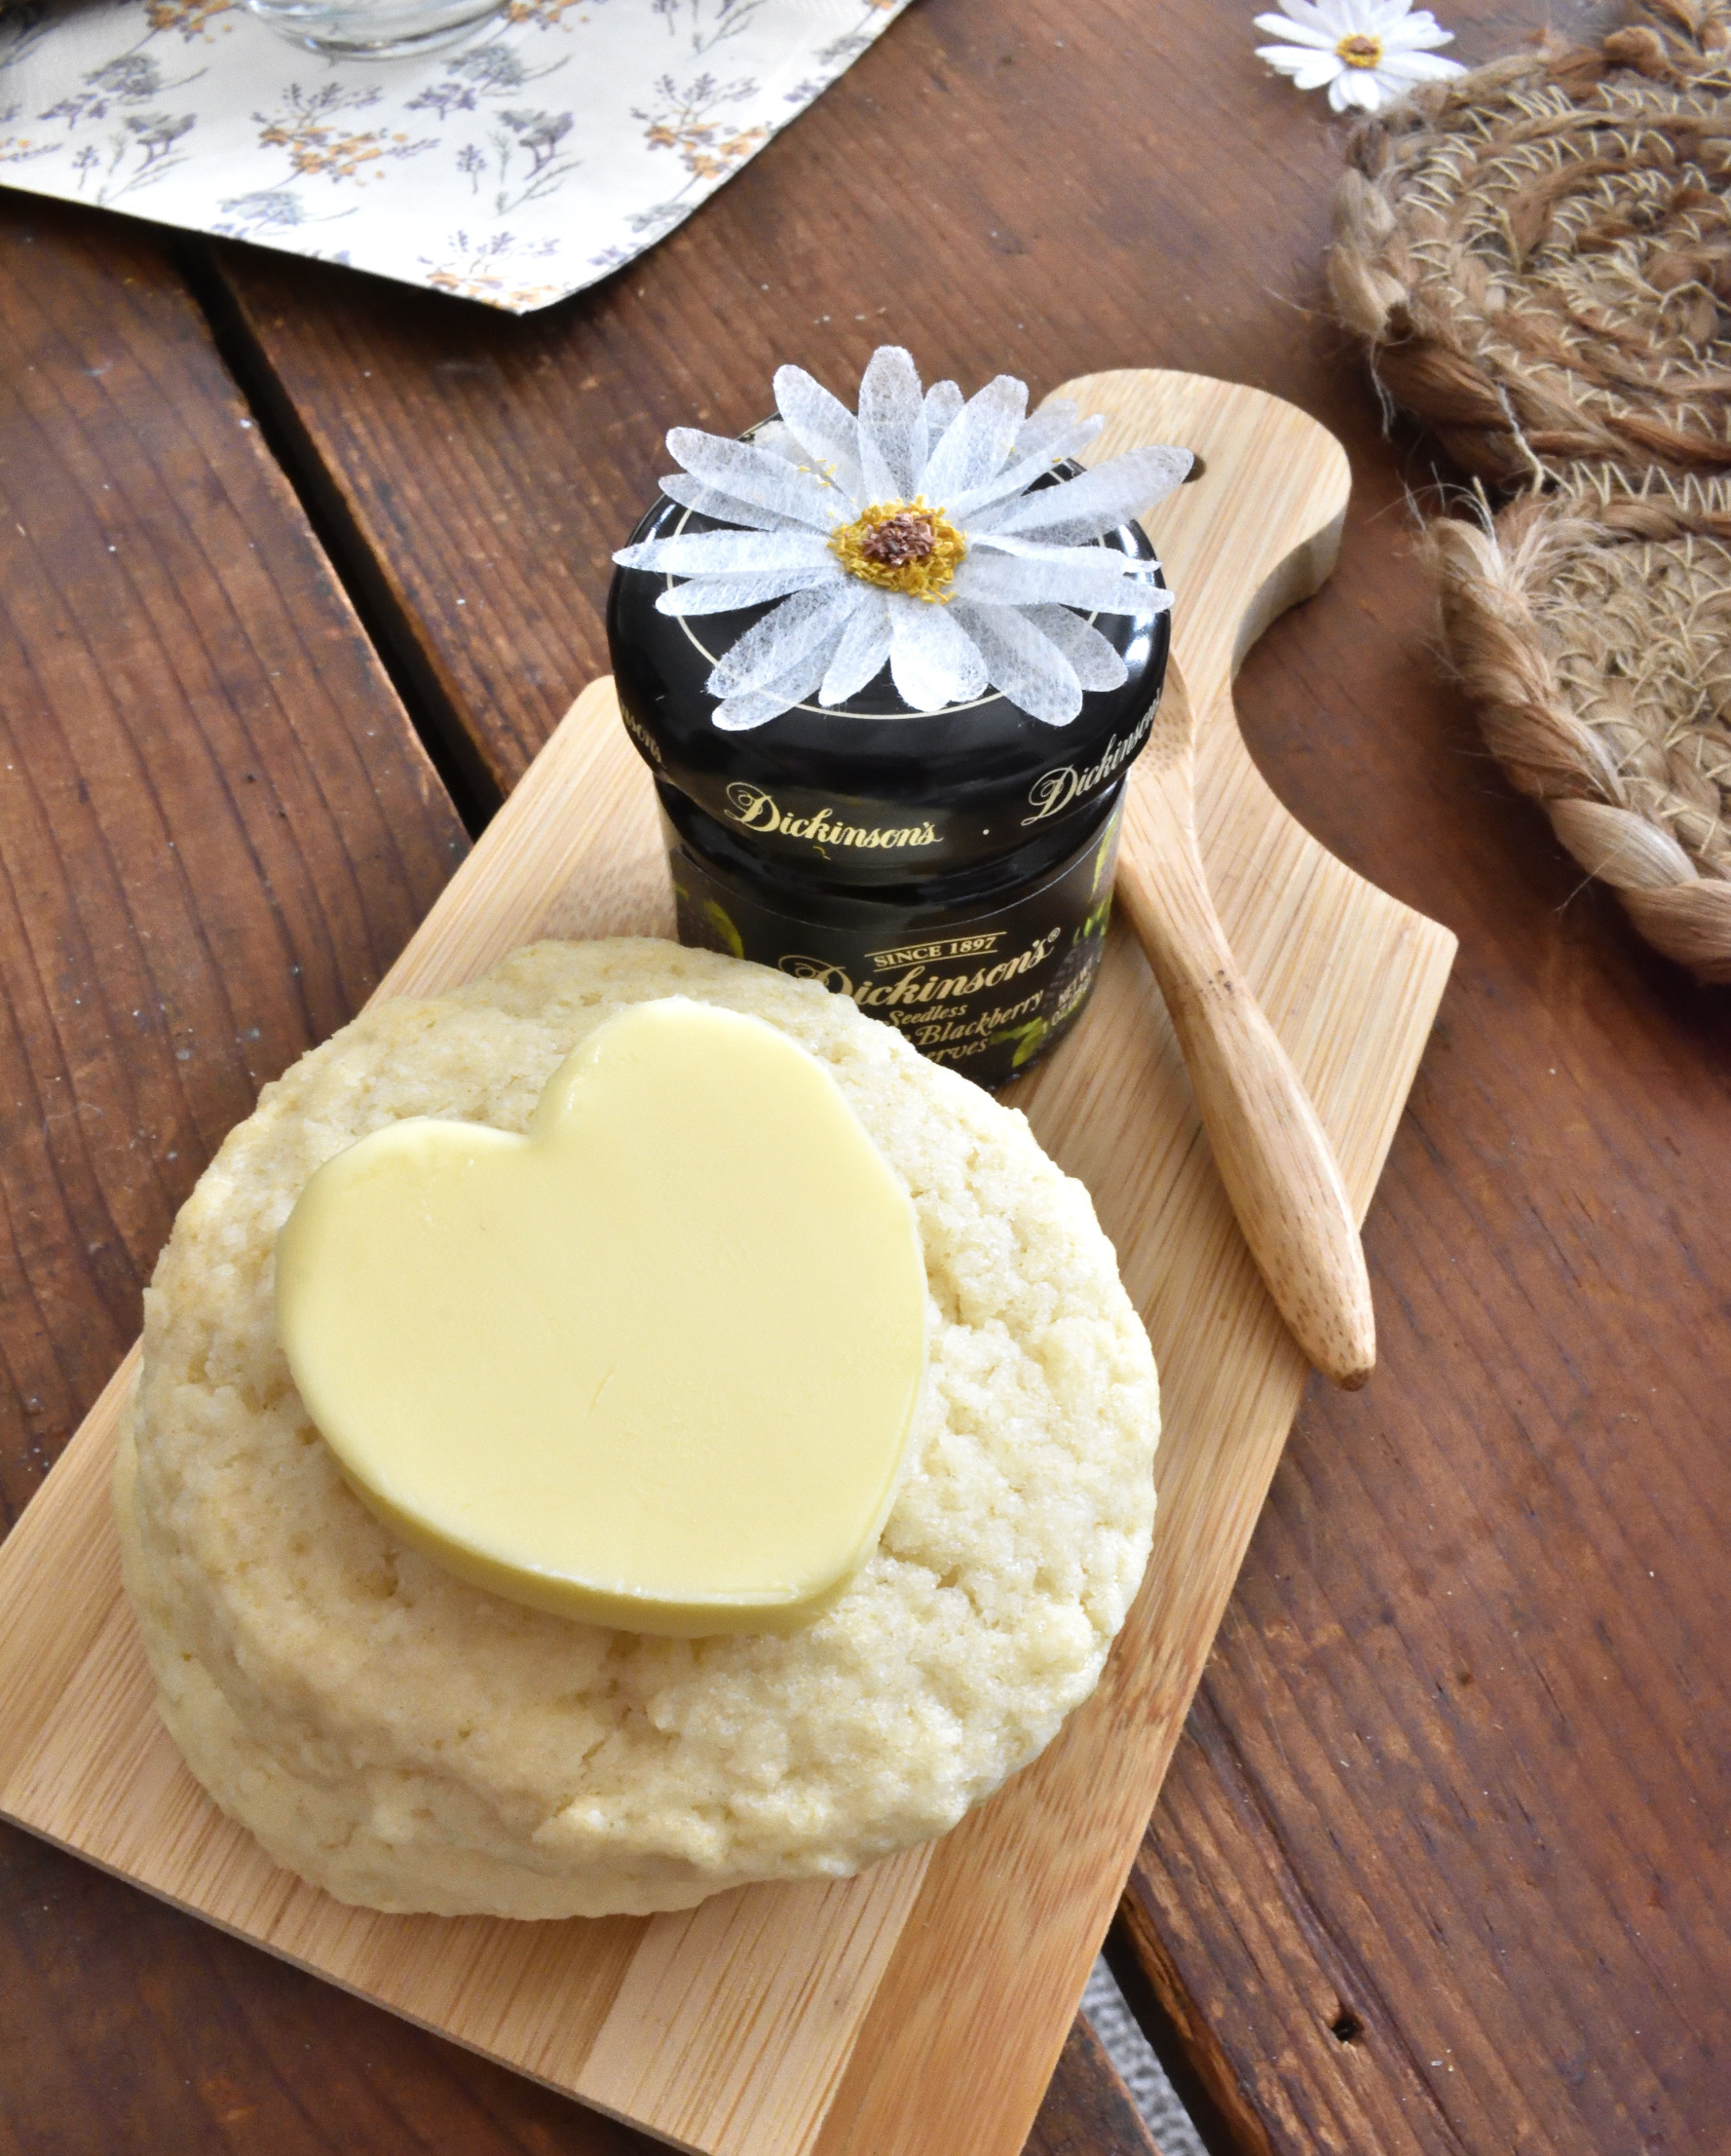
[0,196,466,1545]
[0,195,1161,2156]
[0,192,524,2151]
[185,0,1731,2148]
[1025,2017,1164,2156]
[0,376,1451,2156]
[6,0,1729,2146]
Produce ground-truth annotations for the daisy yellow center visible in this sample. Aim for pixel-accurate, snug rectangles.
[1336,30,1382,66]
[830,499,965,602]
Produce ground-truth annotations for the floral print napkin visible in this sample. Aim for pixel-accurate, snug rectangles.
[0,0,910,311]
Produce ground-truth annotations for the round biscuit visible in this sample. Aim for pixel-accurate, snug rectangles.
[120,939,1158,1917]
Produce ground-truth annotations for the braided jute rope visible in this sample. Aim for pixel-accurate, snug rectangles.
[1331,0,1731,486]
[1430,473,1731,979]
[1327,1,1731,979]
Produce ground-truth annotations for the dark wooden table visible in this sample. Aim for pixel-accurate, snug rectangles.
[3,1,1728,2150]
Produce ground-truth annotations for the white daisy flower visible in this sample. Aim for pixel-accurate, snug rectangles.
[1254,0,1465,113]
[612,345,1191,731]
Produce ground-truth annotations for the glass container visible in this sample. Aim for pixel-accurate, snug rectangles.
[245,0,505,60]
[608,462,1170,1090]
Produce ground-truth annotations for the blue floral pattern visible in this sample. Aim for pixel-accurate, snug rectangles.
[0,0,909,310]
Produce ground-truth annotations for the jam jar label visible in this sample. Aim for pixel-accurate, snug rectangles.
[668,799,1125,1090]
[722,785,942,854]
[1021,704,1155,824]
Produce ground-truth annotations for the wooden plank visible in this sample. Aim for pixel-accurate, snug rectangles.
[196,0,1731,2144]
[1025,2014,1167,2156]
[0,181,1143,2156]
[0,191,652,2156]
[0,195,465,1540]
[1111,589,1731,2153]
[0,372,1452,2156]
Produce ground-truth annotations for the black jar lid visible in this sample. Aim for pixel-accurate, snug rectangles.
[607,456,1171,889]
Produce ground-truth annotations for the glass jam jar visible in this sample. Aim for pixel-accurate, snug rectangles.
[607,465,1169,1090]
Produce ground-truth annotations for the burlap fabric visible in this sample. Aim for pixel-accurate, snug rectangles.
[1329,1,1731,978]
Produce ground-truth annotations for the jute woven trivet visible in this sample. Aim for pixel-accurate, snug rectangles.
[1430,475,1731,979]
[1327,1,1731,980]
[1330,0,1731,487]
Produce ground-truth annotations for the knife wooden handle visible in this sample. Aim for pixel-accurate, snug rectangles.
[1114,770,1376,1389]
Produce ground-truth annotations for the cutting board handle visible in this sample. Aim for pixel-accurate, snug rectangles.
[1054,370,1375,1382]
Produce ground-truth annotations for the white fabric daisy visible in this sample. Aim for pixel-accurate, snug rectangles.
[1254,0,1465,113]
[612,346,1191,731]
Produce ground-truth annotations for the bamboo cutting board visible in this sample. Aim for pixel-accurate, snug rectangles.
[0,371,1454,2156]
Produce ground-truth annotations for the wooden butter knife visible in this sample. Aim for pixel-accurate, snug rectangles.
[1047,367,1377,1388]
[1114,658,1376,1388]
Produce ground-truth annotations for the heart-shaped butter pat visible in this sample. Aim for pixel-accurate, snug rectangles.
[275,998,926,1637]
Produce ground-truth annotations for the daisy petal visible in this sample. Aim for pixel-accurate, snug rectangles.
[668,428,844,529]
[1252,12,1335,48]
[856,345,927,499]
[919,374,1030,506]
[819,591,893,703]
[753,418,864,497]
[969,535,1176,596]
[706,583,856,691]
[922,379,964,442]
[886,595,989,711]
[618,529,833,575]
[657,567,845,617]
[1258,43,1346,88]
[659,476,814,530]
[1022,605,1130,694]
[713,625,847,732]
[969,534,1113,562]
[772,365,864,497]
[1386,21,1459,50]
[1010,400,1100,464]
[945,612,991,700]
[1331,65,1383,109]
[1294,49,1351,89]
[949,603,1083,726]
[659,473,810,533]
[1376,48,1466,79]
[751,419,801,462]
[1270,0,1340,30]
[984,443,1191,543]
[1382,4,1452,41]
[711,688,796,732]
[947,418,1107,522]
[955,549,1172,617]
